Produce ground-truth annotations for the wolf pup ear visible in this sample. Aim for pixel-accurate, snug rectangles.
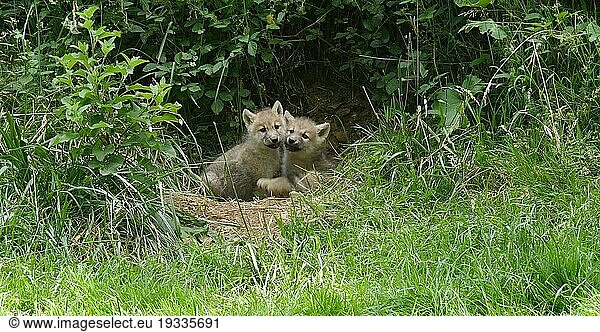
[271,100,284,116]
[315,123,330,138]
[284,111,295,124]
[242,109,256,128]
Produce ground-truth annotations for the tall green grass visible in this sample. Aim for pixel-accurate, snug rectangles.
[0,5,194,258]
[0,88,185,259]
[2,118,599,315]
[323,121,600,314]
[1,0,600,316]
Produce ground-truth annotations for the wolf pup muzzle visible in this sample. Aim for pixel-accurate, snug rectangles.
[264,135,280,149]
[285,137,302,152]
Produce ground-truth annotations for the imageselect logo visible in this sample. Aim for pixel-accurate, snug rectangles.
[8,316,155,331]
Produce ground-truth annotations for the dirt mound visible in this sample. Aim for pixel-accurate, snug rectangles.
[169,191,302,242]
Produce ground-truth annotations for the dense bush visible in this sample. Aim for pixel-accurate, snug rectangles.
[3,1,599,135]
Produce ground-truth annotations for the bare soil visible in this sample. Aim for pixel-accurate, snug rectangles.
[169,191,303,242]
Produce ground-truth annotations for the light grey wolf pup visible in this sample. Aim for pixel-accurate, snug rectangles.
[202,101,286,200]
[257,112,332,197]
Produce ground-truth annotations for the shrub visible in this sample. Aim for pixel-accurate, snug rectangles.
[0,5,188,257]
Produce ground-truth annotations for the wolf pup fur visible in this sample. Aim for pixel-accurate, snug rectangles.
[257,112,332,197]
[202,101,286,200]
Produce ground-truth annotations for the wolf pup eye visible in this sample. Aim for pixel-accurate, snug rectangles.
[288,129,295,133]
[259,127,267,133]
[274,123,281,129]
[302,133,310,140]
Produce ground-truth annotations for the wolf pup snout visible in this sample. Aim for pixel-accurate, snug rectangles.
[265,134,280,148]
[285,136,301,151]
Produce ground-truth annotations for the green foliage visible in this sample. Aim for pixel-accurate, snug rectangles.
[107,0,306,115]
[462,19,508,40]
[429,74,485,134]
[325,0,439,103]
[473,3,600,139]
[2,0,600,255]
[454,0,494,8]
[51,6,181,179]
[4,1,600,142]
[2,121,600,315]
[0,5,189,258]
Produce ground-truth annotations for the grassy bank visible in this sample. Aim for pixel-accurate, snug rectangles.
[1,125,599,315]
[2,0,600,316]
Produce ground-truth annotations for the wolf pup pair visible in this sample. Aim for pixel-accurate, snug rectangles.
[201,101,332,200]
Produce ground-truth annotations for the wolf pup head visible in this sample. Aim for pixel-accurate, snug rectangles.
[242,100,285,149]
[283,111,330,154]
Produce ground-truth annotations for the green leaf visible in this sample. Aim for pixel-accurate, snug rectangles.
[205,90,217,98]
[158,141,177,158]
[199,63,213,75]
[103,64,127,76]
[18,74,33,86]
[75,41,89,54]
[77,88,92,99]
[238,88,251,98]
[151,114,180,124]
[82,19,94,30]
[127,83,152,92]
[431,88,466,134]
[242,99,256,109]
[385,78,402,95]
[100,38,116,56]
[142,63,158,73]
[212,61,223,74]
[123,133,143,147]
[79,6,99,20]
[524,13,542,21]
[248,41,258,56]
[211,99,224,114]
[471,53,491,67]
[99,155,124,175]
[137,92,154,100]
[127,56,149,69]
[192,22,205,34]
[462,74,484,94]
[92,143,115,162]
[136,157,158,173]
[587,22,600,42]
[60,52,89,70]
[212,19,231,29]
[89,121,112,130]
[462,19,507,40]
[219,91,233,102]
[50,132,80,146]
[454,0,493,7]
[184,83,202,93]
[555,11,569,22]
[261,51,273,63]
[94,27,121,40]
[128,24,145,33]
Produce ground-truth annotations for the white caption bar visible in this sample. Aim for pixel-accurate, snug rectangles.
[1,316,598,332]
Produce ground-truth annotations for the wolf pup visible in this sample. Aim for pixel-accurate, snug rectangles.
[257,112,333,197]
[202,101,286,200]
